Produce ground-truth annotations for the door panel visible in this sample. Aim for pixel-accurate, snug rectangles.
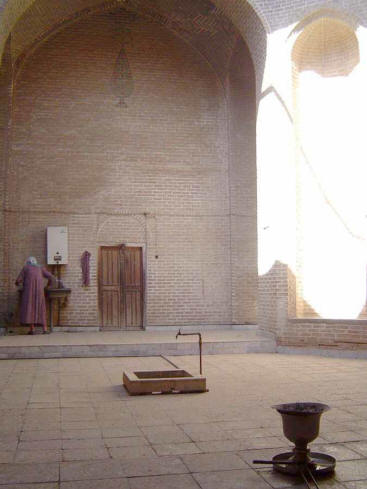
[99,245,143,330]
[122,247,143,329]
[125,290,143,328]
[101,290,120,328]
[100,247,120,330]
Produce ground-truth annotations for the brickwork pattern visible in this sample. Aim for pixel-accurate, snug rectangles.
[279,319,367,348]
[0,36,12,327]
[1,0,367,345]
[2,8,257,328]
[226,38,257,323]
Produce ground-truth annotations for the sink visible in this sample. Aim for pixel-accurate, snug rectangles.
[45,288,71,331]
[45,288,71,299]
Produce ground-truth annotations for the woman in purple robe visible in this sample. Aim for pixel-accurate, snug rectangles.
[15,257,55,335]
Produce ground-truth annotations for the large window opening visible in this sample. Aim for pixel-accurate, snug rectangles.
[293,17,365,319]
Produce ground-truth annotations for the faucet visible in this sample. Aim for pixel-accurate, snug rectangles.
[175,329,203,375]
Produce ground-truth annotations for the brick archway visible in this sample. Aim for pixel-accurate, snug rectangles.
[0,0,261,329]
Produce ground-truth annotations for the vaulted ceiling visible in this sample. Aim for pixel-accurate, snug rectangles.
[11,0,243,82]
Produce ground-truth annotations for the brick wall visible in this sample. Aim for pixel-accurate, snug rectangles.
[3,9,257,328]
[2,0,367,343]
[279,319,367,349]
[226,38,257,323]
[0,36,12,327]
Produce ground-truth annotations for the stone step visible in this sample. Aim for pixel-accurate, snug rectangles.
[0,328,276,359]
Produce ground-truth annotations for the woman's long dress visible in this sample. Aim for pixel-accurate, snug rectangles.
[16,265,53,326]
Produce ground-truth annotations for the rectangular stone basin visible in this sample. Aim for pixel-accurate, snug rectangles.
[123,369,207,395]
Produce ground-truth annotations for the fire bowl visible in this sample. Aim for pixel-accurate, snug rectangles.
[254,402,335,480]
[272,402,335,476]
[272,402,330,448]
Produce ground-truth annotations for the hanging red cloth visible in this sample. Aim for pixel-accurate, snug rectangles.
[81,251,91,286]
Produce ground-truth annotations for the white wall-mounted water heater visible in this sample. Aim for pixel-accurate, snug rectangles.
[47,226,68,265]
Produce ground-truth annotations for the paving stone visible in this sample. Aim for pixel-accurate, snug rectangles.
[228,428,274,439]
[1,354,367,489]
[133,416,175,427]
[345,441,367,457]
[0,450,15,463]
[62,447,110,461]
[95,412,134,422]
[61,408,96,421]
[62,421,100,431]
[0,484,58,489]
[0,420,23,432]
[0,438,19,451]
[28,397,59,404]
[103,436,148,448]
[0,463,59,484]
[153,442,202,455]
[109,445,155,459]
[20,431,62,441]
[14,450,62,463]
[141,425,191,444]
[312,443,363,460]
[196,439,249,452]
[97,419,134,428]
[60,460,125,481]
[22,420,61,431]
[18,440,63,450]
[238,448,288,467]
[62,429,102,439]
[128,474,201,489]
[61,479,130,489]
[62,438,105,449]
[181,452,247,473]
[260,468,346,488]
[121,456,188,477]
[29,402,60,409]
[0,401,29,409]
[193,469,272,489]
[102,427,141,438]
[180,423,231,442]
[322,431,363,443]
[242,437,288,450]
[24,408,60,420]
[335,459,367,481]
[344,483,367,489]
[60,396,91,405]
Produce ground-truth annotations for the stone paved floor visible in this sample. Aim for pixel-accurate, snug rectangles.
[0,353,366,488]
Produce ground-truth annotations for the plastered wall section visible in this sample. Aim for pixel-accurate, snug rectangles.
[4,11,238,327]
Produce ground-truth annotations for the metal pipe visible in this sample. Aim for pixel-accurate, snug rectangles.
[253,461,321,489]
[305,467,321,489]
[175,329,203,375]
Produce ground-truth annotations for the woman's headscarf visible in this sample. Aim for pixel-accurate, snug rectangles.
[26,256,38,266]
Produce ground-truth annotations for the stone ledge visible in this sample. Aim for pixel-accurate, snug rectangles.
[289,318,367,325]
[0,338,276,359]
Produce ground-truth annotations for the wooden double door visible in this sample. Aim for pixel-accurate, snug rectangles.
[99,246,144,330]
